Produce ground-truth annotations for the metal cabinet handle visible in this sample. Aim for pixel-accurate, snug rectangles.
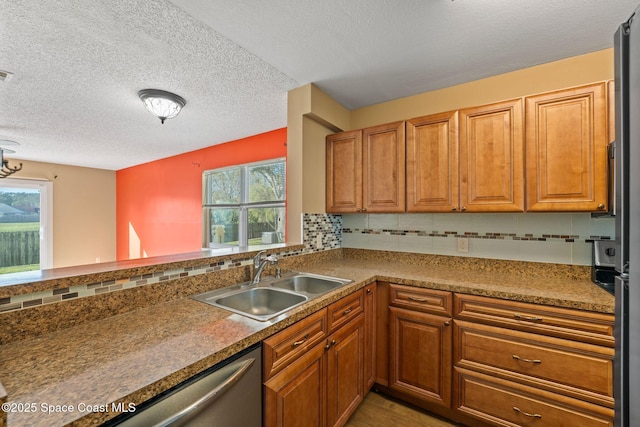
[325,339,336,350]
[408,296,429,303]
[156,357,256,427]
[512,407,542,419]
[598,203,606,210]
[512,354,542,364]
[513,313,543,322]
[452,207,458,211]
[444,321,451,326]
[366,288,373,295]
[343,307,353,316]
[291,334,308,348]
[461,206,466,212]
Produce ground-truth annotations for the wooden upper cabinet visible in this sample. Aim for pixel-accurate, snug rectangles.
[406,111,459,212]
[608,80,615,144]
[525,82,609,212]
[459,99,524,212]
[362,121,406,213]
[326,122,405,213]
[326,130,362,213]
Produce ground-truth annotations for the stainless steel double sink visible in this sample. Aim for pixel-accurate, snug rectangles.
[191,272,353,322]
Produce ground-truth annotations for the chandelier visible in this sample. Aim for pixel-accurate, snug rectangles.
[0,140,22,178]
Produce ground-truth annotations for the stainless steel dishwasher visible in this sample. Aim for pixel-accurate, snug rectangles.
[106,344,262,427]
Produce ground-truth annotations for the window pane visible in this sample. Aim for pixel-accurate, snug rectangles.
[207,208,239,246]
[205,168,241,204]
[0,186,41,274]
[247,206,285,245]
[248,161,285,203]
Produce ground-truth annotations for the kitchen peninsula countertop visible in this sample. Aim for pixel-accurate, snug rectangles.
[0,251,615,426]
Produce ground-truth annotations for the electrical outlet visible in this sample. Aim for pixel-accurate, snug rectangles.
[457,237,469,253]
[316,233,323,248]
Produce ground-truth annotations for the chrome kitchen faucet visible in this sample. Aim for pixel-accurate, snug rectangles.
[251,250,278,284]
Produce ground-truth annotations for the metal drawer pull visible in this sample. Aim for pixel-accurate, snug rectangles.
[343,307,353,315]
[512,354,542,364]
[408,296,429,303]
[291,334,309,348]
[513,407,542,418]
[513,313,543,322]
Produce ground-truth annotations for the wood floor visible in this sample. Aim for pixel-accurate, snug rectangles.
[345,391,463,427]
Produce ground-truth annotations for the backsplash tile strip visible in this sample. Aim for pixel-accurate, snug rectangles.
[342,227,611,243]
[0,216,336,314]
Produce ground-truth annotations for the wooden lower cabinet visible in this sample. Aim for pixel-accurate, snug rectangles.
[389,306,452,408]
[455,368,614,427]
[454,320,614,406]
[327,314,365,427]
[264,343,327,427]
[387,283,453,409]
[265,284,615,427]
[453,293,615,427]
[263,290,365,427]
[363,282,377,390]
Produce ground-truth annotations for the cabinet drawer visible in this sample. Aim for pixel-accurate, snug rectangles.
[454,368,613,427]
[263,308,327,380]
[328,290,364,334]
[455,320,614,406]
[454,294,614,347]
[389,284,452,316]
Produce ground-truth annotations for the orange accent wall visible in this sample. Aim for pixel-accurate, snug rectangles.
[116,128,287,260]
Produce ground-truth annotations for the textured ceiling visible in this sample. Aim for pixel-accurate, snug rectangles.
[1,0,638,170]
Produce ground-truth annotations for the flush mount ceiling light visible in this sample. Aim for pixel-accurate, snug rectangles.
[137,89,186,124]
[0,139,23,178]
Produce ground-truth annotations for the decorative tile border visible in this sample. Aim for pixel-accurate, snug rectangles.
[0,214,341,315]
[342,228,611,243]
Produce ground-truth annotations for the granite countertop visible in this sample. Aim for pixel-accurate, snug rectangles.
[0,255,615,426]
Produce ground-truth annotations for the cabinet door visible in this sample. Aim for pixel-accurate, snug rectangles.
[525,83,608,212]
[326,314,365,427]
[264,344,326,427]
[362,122,406,212]
[326,130,363,213]
[389,306,452,408]
[363,283,377,391]
[459,99,524,212]
[406,111,459,212]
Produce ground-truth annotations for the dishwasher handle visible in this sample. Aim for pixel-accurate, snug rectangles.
[154,357,256,427]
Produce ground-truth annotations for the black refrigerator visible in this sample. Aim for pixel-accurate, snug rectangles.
[614,7,640,427]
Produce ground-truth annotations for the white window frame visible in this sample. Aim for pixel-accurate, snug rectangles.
[0,177,53,269]
[202,158,286,249]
